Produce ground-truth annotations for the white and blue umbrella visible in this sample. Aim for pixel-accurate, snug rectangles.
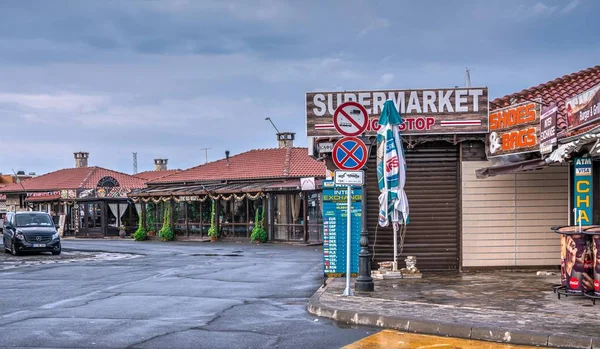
[377,100,409,270]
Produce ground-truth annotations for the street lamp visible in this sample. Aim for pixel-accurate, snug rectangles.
[265,117,281,135]
[355,134,375,292]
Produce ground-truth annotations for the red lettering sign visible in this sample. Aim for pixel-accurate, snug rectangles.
[385,156,399,172]
[569,277,580,289]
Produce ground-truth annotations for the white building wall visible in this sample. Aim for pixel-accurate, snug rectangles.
[462,161,569,267]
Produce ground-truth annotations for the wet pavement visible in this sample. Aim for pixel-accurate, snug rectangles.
[0,249,141,270]
[309,272,600,348]
[0,240,375,349]
[343,330,558,349]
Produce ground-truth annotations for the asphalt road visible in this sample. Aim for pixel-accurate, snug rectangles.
[0,240,375,349]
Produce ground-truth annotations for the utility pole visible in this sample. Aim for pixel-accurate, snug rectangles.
[132,152,138,174]
[465,67,471,88]
[199,148,211,164]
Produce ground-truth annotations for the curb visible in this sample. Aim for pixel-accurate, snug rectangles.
[306,284,598,349]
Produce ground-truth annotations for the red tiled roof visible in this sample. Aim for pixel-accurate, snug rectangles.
[151,147,326,184]
[0,167,147,193]
[491,65,600,134]
[134,170,181,181]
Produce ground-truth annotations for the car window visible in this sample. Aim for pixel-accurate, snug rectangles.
[15,213,53,227]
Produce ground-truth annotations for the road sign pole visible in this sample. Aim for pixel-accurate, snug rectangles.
[343,185,354,296]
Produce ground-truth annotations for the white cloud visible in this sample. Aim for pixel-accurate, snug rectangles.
[562,0,580,13]
[378,73,395,87]
[0,93,106,112]
[532,2,558,14]
[358,17,391,38]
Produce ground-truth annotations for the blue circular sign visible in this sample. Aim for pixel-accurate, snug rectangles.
[332,137,367,170]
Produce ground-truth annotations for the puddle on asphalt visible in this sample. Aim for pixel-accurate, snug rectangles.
[190,253,243,257]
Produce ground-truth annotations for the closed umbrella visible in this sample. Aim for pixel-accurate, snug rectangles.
[377,100,409,271]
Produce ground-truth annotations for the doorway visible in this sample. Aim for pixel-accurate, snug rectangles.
[84,201,103,236]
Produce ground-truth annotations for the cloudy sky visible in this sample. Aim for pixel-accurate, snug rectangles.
[0,0,598,175]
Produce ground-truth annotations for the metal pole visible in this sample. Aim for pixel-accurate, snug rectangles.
[355,182,374,292]
[343,185,354,296]
[393,224,398,271]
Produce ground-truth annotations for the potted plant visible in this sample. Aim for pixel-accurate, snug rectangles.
[207,200,219,242]
[251,205,267,243]
[133,214,147,241]
[119,224,126,238]
[159,204,174,241]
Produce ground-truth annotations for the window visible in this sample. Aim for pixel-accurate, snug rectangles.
[173,202,186,236]
[233,199,247,223]
[155,202,164,232]
[307,192,322,242]
[273,193,306,241]
[187,201,202,236]
[16,212,53,227]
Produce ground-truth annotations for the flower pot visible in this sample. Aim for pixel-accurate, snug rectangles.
[119,229,126,238]
[210,236,217,242]
[148,231,156,237]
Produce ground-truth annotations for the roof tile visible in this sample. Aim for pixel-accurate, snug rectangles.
[151,147,326,184]
[134,170,182,181]
[0,167,146,193]
[491,65,600,135]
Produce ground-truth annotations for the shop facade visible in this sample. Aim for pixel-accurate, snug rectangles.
[307,87,490,271]
[129,136,326,243]
[473,65,600,268]
[307,72,600,271]
[0,153,147,237]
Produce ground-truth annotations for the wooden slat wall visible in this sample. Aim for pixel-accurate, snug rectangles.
[462,161,569,267]
[367,142,460,271]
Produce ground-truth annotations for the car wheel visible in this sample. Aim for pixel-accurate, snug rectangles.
[11,243,20,256]
[52,243,61,256]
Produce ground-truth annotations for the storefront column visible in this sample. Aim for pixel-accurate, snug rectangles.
[303,192,308,242]
[267,194,273,241]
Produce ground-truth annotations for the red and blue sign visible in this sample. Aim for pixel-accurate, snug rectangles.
[332,137,367,170]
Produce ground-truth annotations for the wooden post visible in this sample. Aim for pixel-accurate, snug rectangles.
[169,200,174,233]
[303,192,309,242]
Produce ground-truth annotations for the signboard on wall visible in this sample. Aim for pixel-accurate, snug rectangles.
[58,215,66,236]
[486,99,542,157]
[567,83,600,132]
[306,87,489,137]
[573,157,593,226]
[322,180,361,277]
[540,104,558,155]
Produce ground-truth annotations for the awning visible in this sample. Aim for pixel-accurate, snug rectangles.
[25,194,61,202]
[475,159,549,179]
[264,178,324,191]
[545,127,600,164]
[129,180,284,198]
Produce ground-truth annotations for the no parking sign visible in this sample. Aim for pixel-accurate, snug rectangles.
[332,137,367,171]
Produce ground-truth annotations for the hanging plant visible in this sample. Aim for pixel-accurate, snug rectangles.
[133,212,147,241]
[251,204,267,243]
[207,199,219,239]
[145,202,156,234]
[159,204,175,241]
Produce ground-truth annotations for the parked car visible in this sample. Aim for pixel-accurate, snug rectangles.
[3,212,61,256]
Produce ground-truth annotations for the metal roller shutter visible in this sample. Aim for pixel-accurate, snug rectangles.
[366,141,460,271]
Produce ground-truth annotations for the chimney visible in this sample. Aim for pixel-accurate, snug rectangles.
[154,158,168,171]
[225,151,230,166]
[74,152,89,168]
[277,132,295,149]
